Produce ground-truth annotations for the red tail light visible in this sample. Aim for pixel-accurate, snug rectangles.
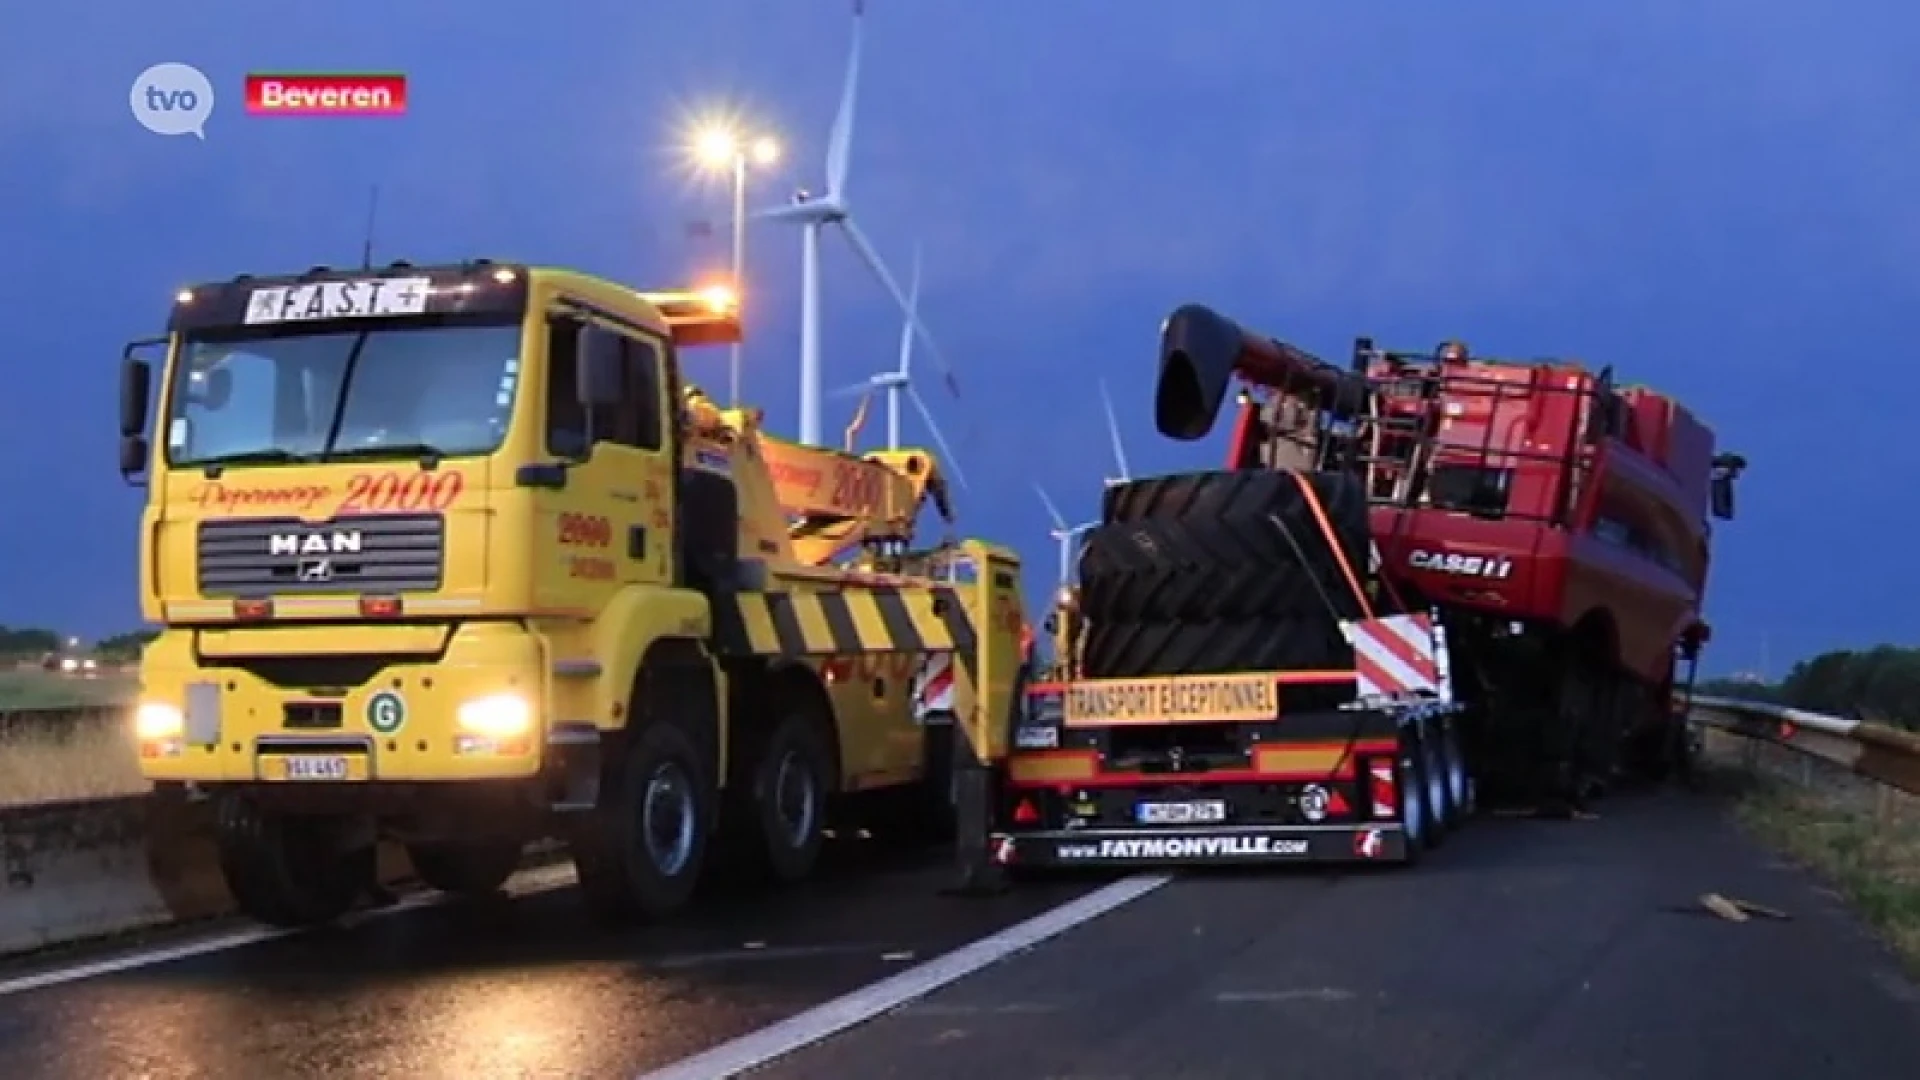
[1369,759,1397,817]
[1013,798,1040,825]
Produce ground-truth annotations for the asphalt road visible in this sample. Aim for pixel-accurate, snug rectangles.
[754,790,1920,1080]
[3,789,1919,1079]
[0,840,1101,1079]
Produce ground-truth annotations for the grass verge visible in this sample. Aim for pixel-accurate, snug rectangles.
[1716,750,1920,969]
[0,715,149,808]
[0,669,138,711]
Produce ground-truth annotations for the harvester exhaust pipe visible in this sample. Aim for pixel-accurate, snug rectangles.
[1154,303,1368,441]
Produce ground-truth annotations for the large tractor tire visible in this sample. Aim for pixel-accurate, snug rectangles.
[1080,470,1371,625]
[1082,616,1352,678]
[1078,469,1372,679]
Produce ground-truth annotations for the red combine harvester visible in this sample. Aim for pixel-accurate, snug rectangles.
[987,305,1743,873]
[1167,304,1747,805]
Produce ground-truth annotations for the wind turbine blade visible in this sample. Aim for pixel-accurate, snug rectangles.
[1033,483,1067,532]
[825,0,864,198]
[896,242,920,377]
[827,380,872,400]
[1099,379,1131,481]
[839,218,960,399]
[907,386,967,490]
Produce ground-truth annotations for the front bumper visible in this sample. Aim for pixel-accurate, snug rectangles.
[991,822,1409,868]
[134,621,552,785]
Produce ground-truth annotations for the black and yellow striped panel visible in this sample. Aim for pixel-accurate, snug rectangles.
[711,586,971,660]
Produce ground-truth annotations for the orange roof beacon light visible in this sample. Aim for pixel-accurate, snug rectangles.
[638,286,744,348]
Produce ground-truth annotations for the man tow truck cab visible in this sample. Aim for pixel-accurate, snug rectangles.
[117,260,1024,928]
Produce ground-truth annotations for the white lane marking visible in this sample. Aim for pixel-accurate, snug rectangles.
[638,873,1171,1080]
[0,864,576,998]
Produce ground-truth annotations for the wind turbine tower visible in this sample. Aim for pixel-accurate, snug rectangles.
[1036,484,1097,592]
[830,244,968,486]
[1100,378,1132,488]
[758,0,961,445]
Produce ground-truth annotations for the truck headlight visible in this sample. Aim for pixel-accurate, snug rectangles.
[134,702,184,741]
[457,694,532,739]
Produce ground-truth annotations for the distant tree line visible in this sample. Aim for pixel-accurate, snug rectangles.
[1696,645,1920,731]
[0,625,157,664]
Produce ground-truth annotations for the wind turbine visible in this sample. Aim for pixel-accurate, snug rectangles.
[829,244,968,487]
[1099,378,1132,488]
[758,0,960,446]
[1035,484,1097,592]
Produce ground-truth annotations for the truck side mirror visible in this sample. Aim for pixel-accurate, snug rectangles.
[577,326,626,409]
[1709,473,1735,520]
[119,435,150,478]
[119,356,151,438]
[1708,451,1746,521]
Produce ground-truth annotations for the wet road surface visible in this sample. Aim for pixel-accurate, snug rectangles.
[5,789,1920,1078]
[754,790,1920,1080]
[0,840,1100,1078]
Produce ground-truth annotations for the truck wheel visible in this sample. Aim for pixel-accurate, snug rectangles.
[747,707,832,884]
[573,722,714,922]
[406,840,522,898]
[215,797,371,928]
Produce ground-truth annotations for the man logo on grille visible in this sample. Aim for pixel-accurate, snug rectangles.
[297,558,334,582]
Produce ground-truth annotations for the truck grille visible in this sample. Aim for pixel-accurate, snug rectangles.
[197,514,445,595]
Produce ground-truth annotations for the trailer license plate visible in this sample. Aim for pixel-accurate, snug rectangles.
[1136,800,1226,824]
[276,755,350,781]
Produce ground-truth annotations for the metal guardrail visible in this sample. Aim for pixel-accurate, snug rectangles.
[1685,694,1920,795]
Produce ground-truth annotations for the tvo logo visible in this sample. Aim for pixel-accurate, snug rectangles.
[130,62,215,139]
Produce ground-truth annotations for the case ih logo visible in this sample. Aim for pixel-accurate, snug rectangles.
[1408,549,1513,580]
[269,530,363,557]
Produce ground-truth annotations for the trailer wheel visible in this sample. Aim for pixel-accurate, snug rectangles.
[215,797,371,928]
[1417,716,1454,842]
[1439,714,1473,821]
[573,721,715,922]
[406,839,522,898]
[1393,733,1432,865]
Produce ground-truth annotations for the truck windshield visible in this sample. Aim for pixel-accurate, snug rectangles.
[163,320,523,468]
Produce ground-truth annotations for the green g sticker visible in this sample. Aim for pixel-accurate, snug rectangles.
[367,690,407,735]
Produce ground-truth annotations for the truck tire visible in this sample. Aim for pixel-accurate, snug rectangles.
[1082,470,1370,625]
[573,721,715,922]
[215,797,371,928]
[406,839,522,898]
[1081,615,1351,678]
[743,705,833,884]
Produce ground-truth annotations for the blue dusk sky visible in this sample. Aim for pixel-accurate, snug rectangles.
[2,0,1915,676]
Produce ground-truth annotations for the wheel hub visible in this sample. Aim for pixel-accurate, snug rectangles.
[772,750,818,848]
[641,763,697,876]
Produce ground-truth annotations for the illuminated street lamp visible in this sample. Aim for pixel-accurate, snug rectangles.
[689,120,781,407]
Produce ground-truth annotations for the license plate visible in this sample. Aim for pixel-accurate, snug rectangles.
[1136,799,1227,824]
[268,755,352,782]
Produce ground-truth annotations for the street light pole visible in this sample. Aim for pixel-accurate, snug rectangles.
[728,150,747,408]
[688,119,779,410]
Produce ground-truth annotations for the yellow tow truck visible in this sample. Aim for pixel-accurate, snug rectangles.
[117,259,1026,926]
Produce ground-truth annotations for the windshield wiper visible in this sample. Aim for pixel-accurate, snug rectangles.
[195,449,313,477]
[324,442,450,467]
